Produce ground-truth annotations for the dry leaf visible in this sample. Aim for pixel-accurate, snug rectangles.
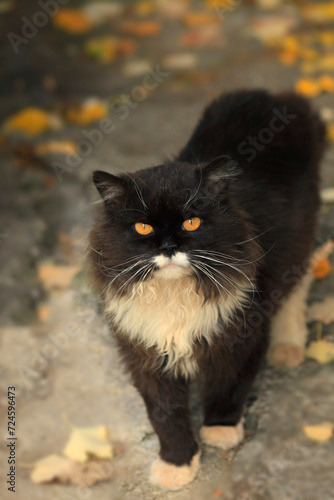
[311,240,334,267]
[66,99,108,125]
[3,108,52,136]
[319,75,334,93]
[213,490,224,497]
[38,263,81,290]
[53,9,92,34]
[35,141,77,156]
[63,425,113,463]
[163,53,198,69]
[295,78,321,98]
[250,16,297,41]
[327,123,334,142]
[135,1,155,16]
[302,3,334,21]
[303,423,334,442]
[37,304,51,322]
[306,339,334,364]
[121,20,161,36]
[82,2,122,24]
[321,187,334,203]
[313,257,332,279]
[84,36,136,63]
[31,454,76,484]
[183,12,219,27]
[278,51,297,65]
[31,454,114,486]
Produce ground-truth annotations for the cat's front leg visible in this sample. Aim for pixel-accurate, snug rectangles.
[133,370,200,490]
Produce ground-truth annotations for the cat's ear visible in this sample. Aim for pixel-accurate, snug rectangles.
[201,156,240,195]
[93,170,126,205]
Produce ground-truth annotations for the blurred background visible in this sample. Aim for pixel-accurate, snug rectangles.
[0,0,334,499]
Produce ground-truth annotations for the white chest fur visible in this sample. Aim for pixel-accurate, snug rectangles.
[105,276,247,378]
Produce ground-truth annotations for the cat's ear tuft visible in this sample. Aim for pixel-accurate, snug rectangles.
[93,170,126,205]
[201,156,240,197]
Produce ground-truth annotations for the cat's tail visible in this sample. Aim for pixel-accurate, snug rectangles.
[277,91,327,164]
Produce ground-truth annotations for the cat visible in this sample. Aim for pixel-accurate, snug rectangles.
[88,89,326,490]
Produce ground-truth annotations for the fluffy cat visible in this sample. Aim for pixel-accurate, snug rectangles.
[88,89,326,490]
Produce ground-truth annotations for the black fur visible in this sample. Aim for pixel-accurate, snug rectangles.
[88,90,326,470]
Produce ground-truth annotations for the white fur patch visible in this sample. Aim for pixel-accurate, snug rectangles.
[200,420,244,450]
[105,272,250,378]
[150,450,201,490]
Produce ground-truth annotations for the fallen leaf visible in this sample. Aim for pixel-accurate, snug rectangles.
[122,60,151,77]
[31,454,114,486]
[302,3,334,22]
[31,454,76,484]
[278,50,298,65]
[53,9,92,34]
[38,263,81,290]
[82,2,122,24]
[250,16,297,41]
[121,20,161,36]
[321,187,334,203]
[327,124,334,142]
[37,304,51,322]
[3,108,52,136]
[313,257,332,279]
[183,12,219,27]
[63,425,113,463]
[163,53,198,69]
[84,36,136,63]
[311,240,334,266]
[306,339,334,364]
[213,490,223,497]
[66,99,108,125]
[35,141,77,156]
[319,75,334,93]
[134,1,155,16]
[156,0,190,18]
[295,78,321,98]
[303,422,333,442]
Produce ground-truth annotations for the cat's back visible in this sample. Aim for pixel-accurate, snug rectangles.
[178,89,326,184]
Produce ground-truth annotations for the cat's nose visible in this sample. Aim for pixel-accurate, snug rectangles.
[159,239,178,257]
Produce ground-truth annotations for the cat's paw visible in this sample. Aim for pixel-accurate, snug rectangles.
[200,421,244,450]
[150,450,201,490]
[267,343,305,368]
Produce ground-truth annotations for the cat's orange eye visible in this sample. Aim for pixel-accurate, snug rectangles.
[134,222,154,235]
[182,217,201,231]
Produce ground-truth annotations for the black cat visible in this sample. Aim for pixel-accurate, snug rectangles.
[88,90,326,490]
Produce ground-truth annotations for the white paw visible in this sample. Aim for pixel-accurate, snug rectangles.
[150,450,201,490]
[267,343,305,368]
[200,421,244,450]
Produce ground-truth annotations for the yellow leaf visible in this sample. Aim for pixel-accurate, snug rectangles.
[319,75,334,93]
[295,78,321,98]
[35,141,77,155]
[302,3,334,21]
[278,50,297,65]
[121,20,162,36]
[3,108,51,136]
[31,454,75,484]
[84,37,136,63]
[306,339,334,364]
[312,257,332,279]
[66,99,108,125]
[31,453,114,485]
[135,1,155,16]
[37,263,81,290]
[53,9,92,34]
[183,12,219,27]
[303,423,334,442]
[327,123,334,142]
[63,425,113,463]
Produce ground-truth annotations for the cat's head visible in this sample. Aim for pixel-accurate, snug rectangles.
[89,157,261,301]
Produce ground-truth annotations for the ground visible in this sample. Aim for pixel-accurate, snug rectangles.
[0,1,334,499]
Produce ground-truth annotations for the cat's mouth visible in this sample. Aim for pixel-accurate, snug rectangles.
[153,252,193,280]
